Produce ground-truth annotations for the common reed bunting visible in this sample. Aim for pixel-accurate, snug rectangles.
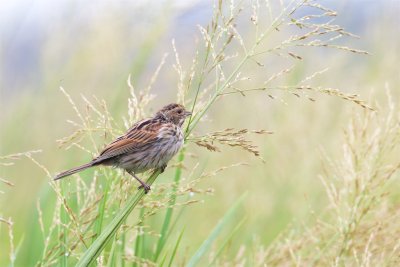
[54,103,192,193]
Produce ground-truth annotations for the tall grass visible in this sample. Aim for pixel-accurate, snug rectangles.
[1,0,399,266]
[1,150,41,266]
[252,90,400,266]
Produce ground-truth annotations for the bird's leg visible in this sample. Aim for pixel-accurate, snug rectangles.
[128,172,151,194]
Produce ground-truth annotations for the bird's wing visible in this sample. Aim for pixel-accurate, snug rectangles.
[93,118,162,163]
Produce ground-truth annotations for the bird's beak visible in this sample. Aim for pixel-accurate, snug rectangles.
[184,111,192,117]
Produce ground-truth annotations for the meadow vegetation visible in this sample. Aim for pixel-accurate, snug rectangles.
[1,0,399,266]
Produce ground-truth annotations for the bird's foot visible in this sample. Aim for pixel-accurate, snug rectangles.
[138,183,151,194]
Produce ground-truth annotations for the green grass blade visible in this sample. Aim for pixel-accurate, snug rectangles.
[160,164,207,248]
[159,252,168,267]
[133,208,145,267]
[210,216,247,265]
[59,181,68,267]
[76,170,161,267]
[167,227,185,267]
[186,193,247,267]
[106,236,117,267]
[92,177,110,243]
[119,230,125,267]
[154,149,185,261]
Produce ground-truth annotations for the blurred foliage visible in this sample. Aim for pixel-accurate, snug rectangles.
[1,0,399,266]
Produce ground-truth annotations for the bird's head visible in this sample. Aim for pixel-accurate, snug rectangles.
[156,103,192,127]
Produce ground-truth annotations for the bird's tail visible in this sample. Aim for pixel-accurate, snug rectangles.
[54,162,94,180]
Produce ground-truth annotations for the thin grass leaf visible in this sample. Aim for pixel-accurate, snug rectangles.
[134,208,146,266]
[119,232,125,267]
[160,196,188,249]
[92,180,110,243]
[140,227,146,261]
[76,170,161,267]
[167,227,185,267]
[133,238,142,266]
[106,236,117,267]
[162,165,208,246]
[154,149,185,261]
[60,181,68,267]
[186,192,247,267]
[158,253,167,267]
[159,251,168,267]
[210,216,247,265]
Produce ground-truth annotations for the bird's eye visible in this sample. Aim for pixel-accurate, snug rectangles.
[177,110,183,114]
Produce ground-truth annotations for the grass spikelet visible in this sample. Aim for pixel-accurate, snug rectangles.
[0,177,14,187]
[190,128,273,158]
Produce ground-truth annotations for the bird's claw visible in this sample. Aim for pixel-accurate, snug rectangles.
[138,183,151,194]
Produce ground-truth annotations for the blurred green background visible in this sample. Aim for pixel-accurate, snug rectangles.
[1,0,399,265]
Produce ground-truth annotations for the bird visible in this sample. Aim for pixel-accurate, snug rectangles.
[54,103,192,193]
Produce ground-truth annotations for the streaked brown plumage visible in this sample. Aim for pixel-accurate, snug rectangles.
[54,103,191,193]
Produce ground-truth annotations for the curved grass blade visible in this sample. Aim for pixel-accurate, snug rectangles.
[186,192,247,267]
[59,181,68,267]
[76,170,161,267]
[159,252,168,267]
[92,178,110,243]
[167,227,185,267]
[133,208,145,267]
[106,236,117,267]
[154,149,185,261]
[210,216,247,265]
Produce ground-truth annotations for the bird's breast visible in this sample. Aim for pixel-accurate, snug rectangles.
[158,124,183,150]
[119,124,184,173]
